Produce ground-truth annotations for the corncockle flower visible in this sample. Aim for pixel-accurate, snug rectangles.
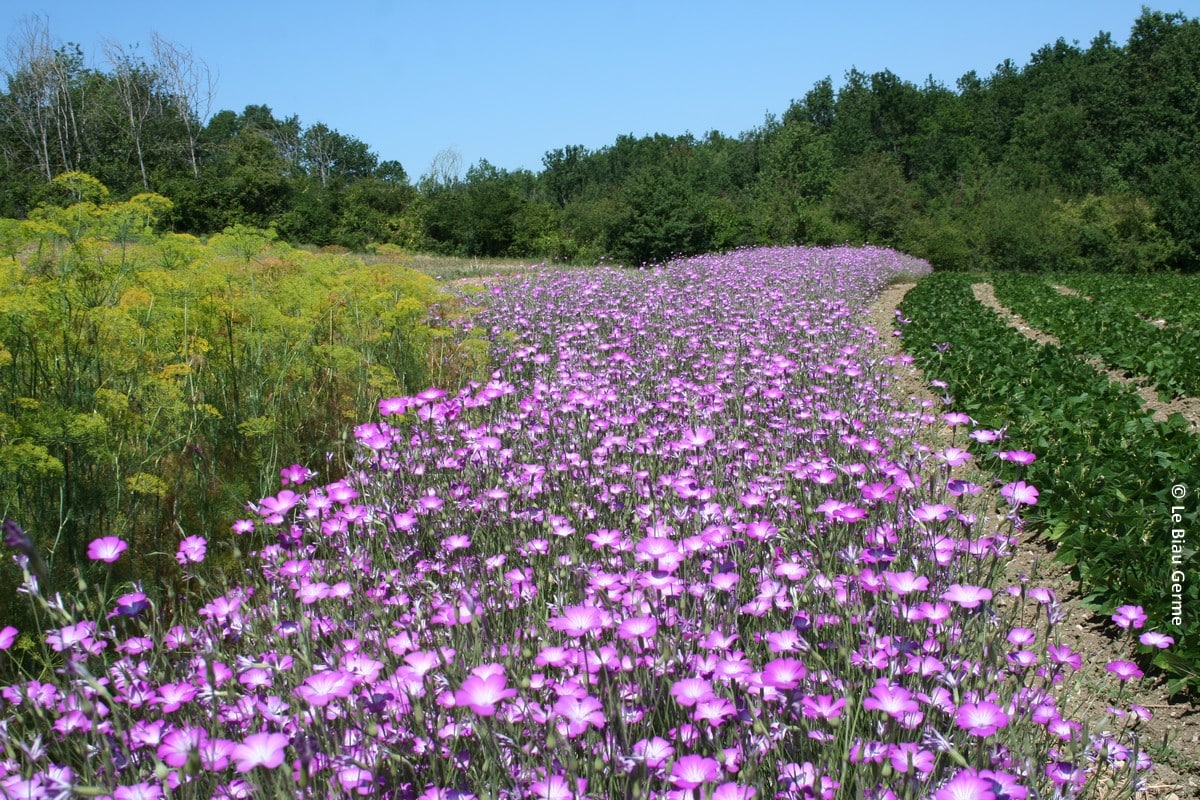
[1006,628,1036,646]
[712,784,757,800]
[1046,644,1082,670]
[995,450,1037,465]
[548,604,609,637]
[863,680,919,719]
[1139,631,1174,649]
[157,682,197,713]
[766,629,802,653]
[454,664,517,716]
[296,670,355,707]
[670,678,714,707]
[175,535,207,565]
[1105,660,1144,681]
[701,629,739,649]
[157,726,205,767]
[760,658,806,690]
[883,570,928,595]
[325,764,373,797]
[1045,761,1087,788]
[1046,715,1082,740]
[552,693,606,737]
[932,770,996,800]
[110,591,150,618]
[941,584,992,609]
[1000,481,1038,506]
[937,447,972,466]
[279,463,314,485]
[955,700,1010,736]
[693,696,736,726]
[745,520,776,541]
[0,625,17,650]
[946,479,982,496]
[800,695,846,720]
[680,426,715,449]
[1112,605,1147,630]
[670,754,722,789]
[861,482,899,503]
[114,782,164,800]
[530,774,574,800]
[232,731,290,772]
[46,621,94,652]
[969,429,1004,443]
[913,504,955,522]
[1006,650,1038,670]
[633,736,675,769]
[617,615,658,641]
[54,708,92,735]
[918,602,952,625]
[889,743,935,776]
[87,536,128,563]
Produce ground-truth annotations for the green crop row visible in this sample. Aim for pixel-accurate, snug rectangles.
[1054,272,1200,330]
[0,193,489,627]
[900,272,1200,695]
[990,272,1200,399]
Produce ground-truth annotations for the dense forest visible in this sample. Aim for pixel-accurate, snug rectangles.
[2,8,1199,271]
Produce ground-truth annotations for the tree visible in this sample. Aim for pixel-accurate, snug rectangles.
[150,32,217,179]
[829,152,916,244]
[603,165,712,265]
[1,16,86,180]
[301,122,377,188]
[102,40,157,190]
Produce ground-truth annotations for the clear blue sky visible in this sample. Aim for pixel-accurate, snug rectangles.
[6,1,1195,179]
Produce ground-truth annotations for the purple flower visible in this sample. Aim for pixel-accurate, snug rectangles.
[87,536,128,563]
[933,770,997,800]
[0,625,16,650]
[712,784,757,800]
[941,584,992,609]
[670,677,714,708]
[553,693,606,737]
[862,680,919,719]
[295,670,356,707]
[530,774,574,800]
[1105,660,1144,681]
[176,535,207,565]
[2,518,34,555]
[670,754,721,789]
[1111,604,1147,630]
[955,700,1010,736]
[800,694,846,720]
[617,615,658,641]
[454,664,517,716]
[114,782,164,800]
[111,591,150,618]
[1139,631,1174,649]
[1046,644,1082,670]
[232,731,290,772]
[1000,481,1038,506]
[632,736,674,768]
[760,657,807,690]
[883,570,929,595]
[546,603,608,637]
[994,450,1037,465]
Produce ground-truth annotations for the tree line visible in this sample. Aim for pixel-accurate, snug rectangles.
[2,8,1199,271]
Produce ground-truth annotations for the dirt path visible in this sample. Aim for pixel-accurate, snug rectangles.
[971,283,1200,432]
[867,281,1200,800]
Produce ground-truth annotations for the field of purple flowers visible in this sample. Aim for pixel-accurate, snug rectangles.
[0,246,1171,799]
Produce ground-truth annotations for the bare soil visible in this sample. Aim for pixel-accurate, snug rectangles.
[866,281,1200,799]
